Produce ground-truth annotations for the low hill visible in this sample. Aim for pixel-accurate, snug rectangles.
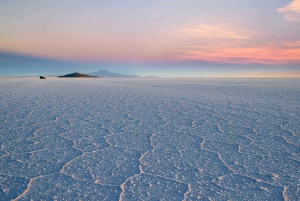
[58,72,98,78]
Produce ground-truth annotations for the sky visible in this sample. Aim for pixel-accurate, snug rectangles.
[0,0,300,77]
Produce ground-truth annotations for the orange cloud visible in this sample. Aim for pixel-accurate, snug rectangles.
[179,24,252,40]
[284,41,300,48]
[277,0,300,21]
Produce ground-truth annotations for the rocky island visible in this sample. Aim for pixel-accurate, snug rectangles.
[58,72,98,78]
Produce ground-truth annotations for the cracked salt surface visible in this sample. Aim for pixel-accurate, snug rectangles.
[0,77,299,200]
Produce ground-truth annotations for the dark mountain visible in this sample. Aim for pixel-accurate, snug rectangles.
[58,72,98,78]
[89,69,139,77]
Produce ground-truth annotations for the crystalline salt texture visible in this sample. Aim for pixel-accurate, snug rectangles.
[0,78,299,200]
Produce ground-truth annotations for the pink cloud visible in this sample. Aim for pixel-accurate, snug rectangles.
[172,46,300,64]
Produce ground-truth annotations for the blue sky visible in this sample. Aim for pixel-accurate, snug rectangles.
[0,0,300,77]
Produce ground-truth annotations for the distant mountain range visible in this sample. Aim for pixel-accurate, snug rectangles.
[88,69,139,77]
[0,51,142,77]
[58,72,98,78]
[57,70,139,78]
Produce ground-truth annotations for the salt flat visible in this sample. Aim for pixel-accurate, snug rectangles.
[0,77,299,200]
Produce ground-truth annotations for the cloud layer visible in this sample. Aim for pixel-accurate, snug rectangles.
[0,0,300,70]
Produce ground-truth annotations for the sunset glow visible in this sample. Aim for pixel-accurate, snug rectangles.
[0,0,299,77]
